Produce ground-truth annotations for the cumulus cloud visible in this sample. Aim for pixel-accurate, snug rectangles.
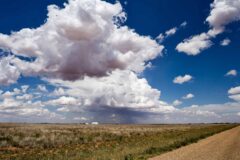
[0,0,163,84]
[220,38,231,46]
[37,85,48,92]
[228,86,240,102]
[1,84,240,123]
[182,93,194,99]
[206,0,240,30]
[173,74,192,84]
[52,87,66,96]
[16,94,33,101]
[0,57,20,85]
[138,102,240,124]
[176,32,212,55]
[177,0,240,55]
[21,85,29,93]
[173,100,182,106]
[48,96,80,106]
[228,86,240,95]
[46,70,175,113]
[0,87,63,122]
[225,69,237,76]
[229,94,240,102]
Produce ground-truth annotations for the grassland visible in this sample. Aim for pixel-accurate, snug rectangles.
[0,123,237,160]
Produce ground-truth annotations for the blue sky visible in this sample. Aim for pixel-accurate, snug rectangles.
[0,0,240,123]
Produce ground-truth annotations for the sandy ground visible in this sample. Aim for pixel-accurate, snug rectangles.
[149,126,240,160]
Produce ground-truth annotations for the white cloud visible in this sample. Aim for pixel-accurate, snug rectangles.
[16,94,33,101]
[52,87,66,96]
[237,112,240,116]
[156,21,187,43]
[182,93,194,99]
[0,0,163,84]
[46,70,175,113]
[229,94,240,102]
[0,88,63,121]
[228,86,240,102]
[228,86,240,95]
[173,100,182,106]
[37,85,48,92]
[176,32,212,55]
[156,33,165,43]
[173,74,192,84]
[180,21,187,27]
[21,85,29,93]
[143,102,240,124]
[48,96,80,106]
[165,27,177,37]
[220,38,231,46]
[177,0,240,55]
[0,57,20,85]
[206,0,240,30]
[225,69,237,76]
[1,85,240,123]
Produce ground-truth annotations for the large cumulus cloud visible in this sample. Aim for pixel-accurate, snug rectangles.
[0,0,175,123]
[0,0,163,82]
[46,70,175,113]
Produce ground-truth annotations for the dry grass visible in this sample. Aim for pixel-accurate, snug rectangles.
[0,123,237,160]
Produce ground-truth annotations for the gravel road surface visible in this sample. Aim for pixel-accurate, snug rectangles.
[149,126,240,160]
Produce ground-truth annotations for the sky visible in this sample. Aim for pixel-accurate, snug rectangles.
[0,0,240,123]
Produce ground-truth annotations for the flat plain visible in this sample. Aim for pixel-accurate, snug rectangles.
[0,123,237,160]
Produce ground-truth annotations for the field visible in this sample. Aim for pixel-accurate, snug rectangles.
[0,123,237,160]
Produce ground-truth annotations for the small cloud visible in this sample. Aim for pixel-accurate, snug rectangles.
[176,32,212,56]
[225,69,237,77]
[21,85,29,93]
[156,21,187,43]
[173,74,193,84]
[173,100,182,106]
[48,96,79,106]
[16,94,33,101]
[228,86,240,95]
[156,33,165,43]
[180,21,187,27]
[37,85,48,92]
[165,27,177,37]
[220,38,231,46]
[52,87,65,96]
[182,93,194,99]
[228,86,240,102]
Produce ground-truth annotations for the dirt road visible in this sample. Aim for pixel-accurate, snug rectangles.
[149,126,240,160]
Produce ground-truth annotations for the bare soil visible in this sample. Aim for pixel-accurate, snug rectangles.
[149,126,240,160]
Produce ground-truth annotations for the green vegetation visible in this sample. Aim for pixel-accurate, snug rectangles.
[0,123,237,160]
